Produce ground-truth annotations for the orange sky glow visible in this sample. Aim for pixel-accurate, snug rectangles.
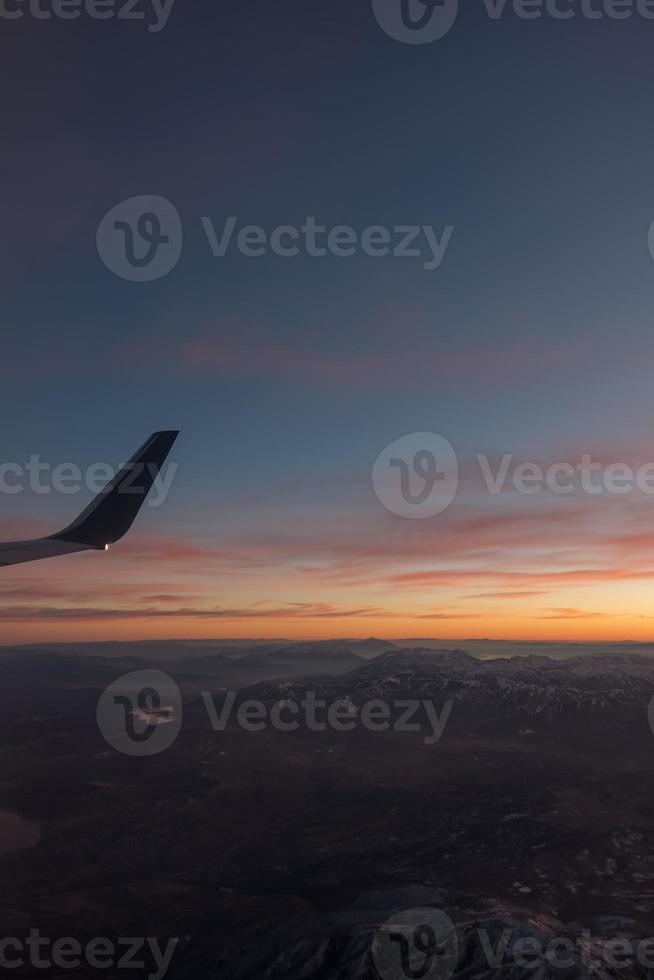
[5,436,654,647]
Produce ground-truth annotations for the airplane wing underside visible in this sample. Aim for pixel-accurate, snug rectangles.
[0,539,96,567]
[0,430,178,568]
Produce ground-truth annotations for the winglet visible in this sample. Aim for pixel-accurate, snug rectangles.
[49,431,179,549]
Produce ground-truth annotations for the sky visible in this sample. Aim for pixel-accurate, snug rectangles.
[3,0,654,644]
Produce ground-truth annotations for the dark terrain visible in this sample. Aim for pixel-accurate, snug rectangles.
[0,640,653,978]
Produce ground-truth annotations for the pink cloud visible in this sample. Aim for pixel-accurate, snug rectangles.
[0,601,387,623]
[176,333,581,387]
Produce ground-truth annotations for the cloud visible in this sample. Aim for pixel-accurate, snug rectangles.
[537,607,612,620]
[0,601,386,623]
[175,333,581,387]
[7,429,654,641]
[464,591,548,600]
[416,611,485,620]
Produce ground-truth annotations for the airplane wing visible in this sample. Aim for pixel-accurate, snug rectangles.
[0,431,179,568]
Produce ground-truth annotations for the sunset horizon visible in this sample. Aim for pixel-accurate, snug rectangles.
[6,428,654,646]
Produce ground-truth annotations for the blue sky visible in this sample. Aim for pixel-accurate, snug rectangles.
[3,1,654,642]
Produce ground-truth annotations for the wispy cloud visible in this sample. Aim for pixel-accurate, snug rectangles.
[176,333,581,387]
[0,601,386,623]
[537,607,612,620]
